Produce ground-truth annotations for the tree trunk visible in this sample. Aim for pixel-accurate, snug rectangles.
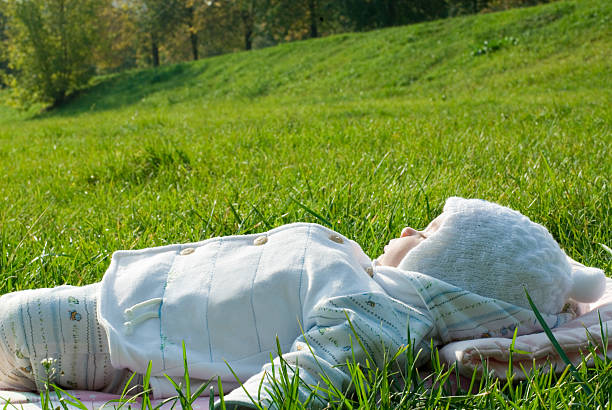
[385,0,396,26]
[58,0,69,102]
[52,89,66,108]
[241,10,253,50]
[190,31,198,60]
[187,6,198,60]
[151,37,160,67]
[244,28,252,50]
[308,0,318,38]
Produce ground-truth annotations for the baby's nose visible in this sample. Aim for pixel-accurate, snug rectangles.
[401,227,419,237]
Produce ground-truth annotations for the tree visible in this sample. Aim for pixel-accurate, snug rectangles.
[0,6,9,87]
[93,0,140,73]
[224,0,273,50]
[194,0,244,56]
[482,0,551,12]
[337,0,447,31]
[269,0,321,40]
[3,0,100,107]
[444,0,488,16]
[130,0,180,67]
[184,1,200,60]
[173,0,219,61]
[235,0,257,50]
[259,0,339,45]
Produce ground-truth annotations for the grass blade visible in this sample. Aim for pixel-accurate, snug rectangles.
[289,196,333,227]
[524,287,592,395]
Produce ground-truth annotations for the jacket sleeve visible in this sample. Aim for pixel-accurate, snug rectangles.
[218,292,435,409]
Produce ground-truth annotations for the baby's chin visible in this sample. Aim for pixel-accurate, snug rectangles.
[373,254,396,268]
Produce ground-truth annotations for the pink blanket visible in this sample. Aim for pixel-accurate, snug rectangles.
[0,389,212,409]
[438,278,612,379]
[2,279,610,408]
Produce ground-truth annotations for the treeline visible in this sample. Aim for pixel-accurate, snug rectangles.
[0,0,553,107]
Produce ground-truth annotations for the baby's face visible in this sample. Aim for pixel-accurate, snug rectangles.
[377,214,445,267]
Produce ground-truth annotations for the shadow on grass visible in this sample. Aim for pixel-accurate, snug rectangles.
[35,61,210,118]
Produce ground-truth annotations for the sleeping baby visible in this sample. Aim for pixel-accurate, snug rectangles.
[0,197,605,408]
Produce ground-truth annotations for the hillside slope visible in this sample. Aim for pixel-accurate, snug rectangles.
[2,0,609,119]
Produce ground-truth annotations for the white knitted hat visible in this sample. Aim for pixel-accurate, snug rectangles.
[398,197,606,314]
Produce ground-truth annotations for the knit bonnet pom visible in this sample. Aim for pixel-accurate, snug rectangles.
[568,260,606,303]
[398,197,606,314]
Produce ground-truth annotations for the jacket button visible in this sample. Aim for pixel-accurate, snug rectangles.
[180,248,195,256]
[366,267,374,277]
[329,234,344,244]
[253,236,268,246]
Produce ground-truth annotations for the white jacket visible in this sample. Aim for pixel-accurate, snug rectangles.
[97,223,574,408]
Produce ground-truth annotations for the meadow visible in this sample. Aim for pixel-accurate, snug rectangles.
[0,0,610,407]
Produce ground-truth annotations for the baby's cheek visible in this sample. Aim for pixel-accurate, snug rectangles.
[381,246,408,267]
[391,237,424,266]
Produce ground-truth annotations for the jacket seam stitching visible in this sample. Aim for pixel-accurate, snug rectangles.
[298,225,313,317]
[205,239,223,361]
[158,253,177,370]
[250,240,266,352]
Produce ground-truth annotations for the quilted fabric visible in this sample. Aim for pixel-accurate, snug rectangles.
[438,278,612,379]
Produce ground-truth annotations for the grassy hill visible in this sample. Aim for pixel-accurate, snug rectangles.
[0,0,610,281]
[2,0,607,115]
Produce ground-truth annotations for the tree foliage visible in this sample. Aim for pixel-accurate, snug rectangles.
[0,0,557,107]
[482,0,553,12]
[0,6,9,87]
[93,0,140,73]
[2,0,101,107]
[338,0,445,30]
[264,0,345,42]
[131,0,182,67]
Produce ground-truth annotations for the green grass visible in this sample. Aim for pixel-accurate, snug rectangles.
[0,0,610,407]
